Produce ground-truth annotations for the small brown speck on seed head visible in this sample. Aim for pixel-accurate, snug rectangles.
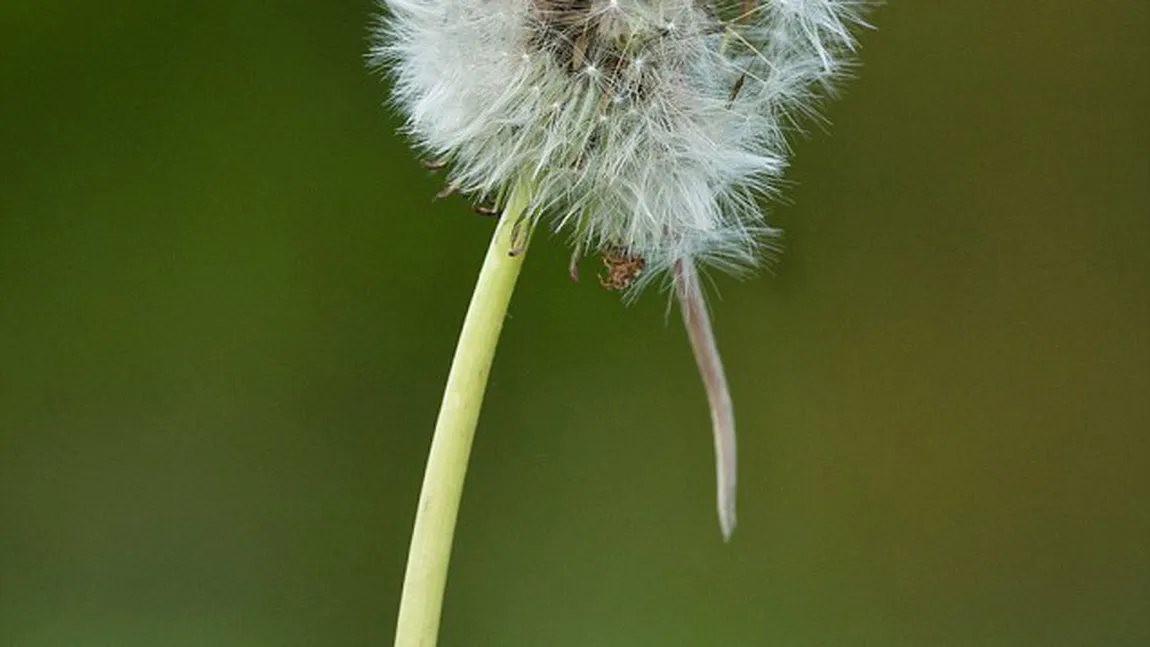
[599,247,646,290]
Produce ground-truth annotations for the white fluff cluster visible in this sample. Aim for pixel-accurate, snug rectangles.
[372,1,873,540]
[371,0,869,287]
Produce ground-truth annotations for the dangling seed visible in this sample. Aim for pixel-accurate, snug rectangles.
[434,182,458,200]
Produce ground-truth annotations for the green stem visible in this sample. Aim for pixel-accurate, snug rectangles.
[393,183,533,647]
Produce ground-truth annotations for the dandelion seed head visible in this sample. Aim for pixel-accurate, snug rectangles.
[371,0,871,290]
[372,0,878,541]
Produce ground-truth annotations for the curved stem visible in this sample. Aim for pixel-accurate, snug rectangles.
[674,258,738,541]
[394,184,533,647]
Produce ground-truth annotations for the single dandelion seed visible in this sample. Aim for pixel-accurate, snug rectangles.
[370,1,875,644]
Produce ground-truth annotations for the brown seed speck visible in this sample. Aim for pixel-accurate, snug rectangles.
[599,248,646,291]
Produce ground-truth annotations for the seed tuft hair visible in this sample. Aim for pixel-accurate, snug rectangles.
[371,0,872,289]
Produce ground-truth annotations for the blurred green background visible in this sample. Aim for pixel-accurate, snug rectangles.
[2,2,1147,645]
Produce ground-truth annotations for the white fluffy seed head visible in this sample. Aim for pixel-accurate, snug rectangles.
[371,0,871,292]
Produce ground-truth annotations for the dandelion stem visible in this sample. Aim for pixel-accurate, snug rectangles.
[394,183,534,647]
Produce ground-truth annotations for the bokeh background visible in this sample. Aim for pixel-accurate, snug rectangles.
[2,2,1147,645]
